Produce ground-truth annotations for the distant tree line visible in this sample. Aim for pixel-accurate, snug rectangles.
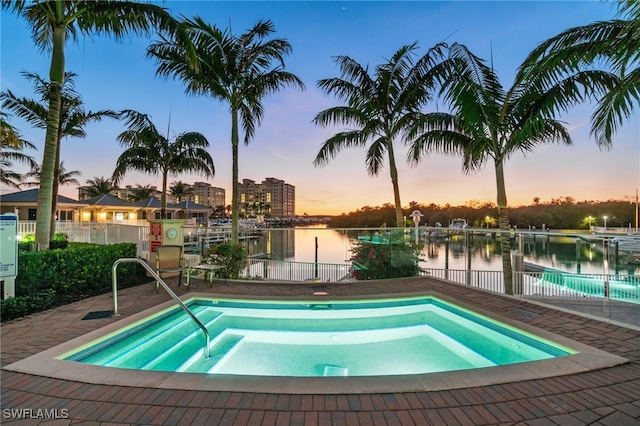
[327,197,637,230]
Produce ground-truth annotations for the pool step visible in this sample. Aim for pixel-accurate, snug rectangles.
[422,310,553,364]
[95,308,223,370]
[79,305,212,366]
[178,333,245,373]
[136,313,226,371]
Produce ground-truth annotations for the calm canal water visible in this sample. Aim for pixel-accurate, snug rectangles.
[247,225,640,277]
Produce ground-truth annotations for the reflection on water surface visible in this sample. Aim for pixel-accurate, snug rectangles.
[244,226,639,276]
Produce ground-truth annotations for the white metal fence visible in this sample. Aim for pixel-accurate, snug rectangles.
[237,261,640,304]
[19,221,150,257]
[17,222,639,304]
[244,259,352,283]
[423,268,639,304]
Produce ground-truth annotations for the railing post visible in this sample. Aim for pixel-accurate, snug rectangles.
[511,234,524,296]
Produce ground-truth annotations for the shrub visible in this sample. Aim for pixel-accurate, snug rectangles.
[350,235,423,280]
[0,289,56,322]
[49,232,69,250]
[11,243,146,312]
[18,232,68,251]
[201,243,248,279]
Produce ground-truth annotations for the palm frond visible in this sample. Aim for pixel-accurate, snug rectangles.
[365,136,389,176]
[313,106,368,128]
[591,67,640,148]
[313,130,368,167]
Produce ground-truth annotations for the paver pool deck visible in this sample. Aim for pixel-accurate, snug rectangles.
[1,276,639,425]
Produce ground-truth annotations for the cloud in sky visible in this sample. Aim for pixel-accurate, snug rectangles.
[1,1,638,215]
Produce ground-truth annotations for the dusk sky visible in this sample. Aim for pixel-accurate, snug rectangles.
[2,1,638,215]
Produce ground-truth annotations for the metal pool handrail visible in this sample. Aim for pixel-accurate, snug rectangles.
[111,258,211,359]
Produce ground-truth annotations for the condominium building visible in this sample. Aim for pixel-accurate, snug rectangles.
[79,182,225,215]
[189,182,225,210]
[239,177,295,218]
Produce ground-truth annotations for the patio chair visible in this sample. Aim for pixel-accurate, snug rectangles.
[155,245,190,291]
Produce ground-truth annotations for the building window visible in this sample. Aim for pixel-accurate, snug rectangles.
[57,210,74,221]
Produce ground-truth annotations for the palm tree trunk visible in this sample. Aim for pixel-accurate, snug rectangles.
[231,108,240,244]
[161,172,168,219]
[36,26,66,251]
[49,140,61,242]
[494,159,513,295]
[387,141,404,227]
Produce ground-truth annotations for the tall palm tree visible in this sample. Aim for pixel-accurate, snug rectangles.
[2,71,116,241]
[313,43,447,227]
[521,1,639,147]
[148,18,305,243]
[0,112,36,189]
[127,184,156,203]
[112,110,215,218]
[169,180,193,203]
[21,161,80,188]
[1,0,195,250]
[407,43,618,294]
[83,176,117,198]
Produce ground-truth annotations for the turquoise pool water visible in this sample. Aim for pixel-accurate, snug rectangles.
[62,297,573,377]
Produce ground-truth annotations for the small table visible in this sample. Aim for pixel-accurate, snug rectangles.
[189,264,225,287]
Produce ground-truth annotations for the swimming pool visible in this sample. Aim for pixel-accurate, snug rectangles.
[61,296,572,377]
[5,290,627,394]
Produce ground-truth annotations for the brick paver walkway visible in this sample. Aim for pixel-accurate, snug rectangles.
[1,277,639,425]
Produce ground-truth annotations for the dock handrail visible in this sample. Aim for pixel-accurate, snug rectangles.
[111,258,210,358]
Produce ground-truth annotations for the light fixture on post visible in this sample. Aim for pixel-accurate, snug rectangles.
[635,189,639,233]
[603,215,608,232]
[409,210,424,244]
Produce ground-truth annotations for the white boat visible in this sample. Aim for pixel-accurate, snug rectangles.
[610,236,640,252]
[448,218,469,230]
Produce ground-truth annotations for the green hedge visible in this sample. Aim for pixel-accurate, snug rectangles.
[350,236,424,280]
[1,243,147,322]
[0,289,57,321]
[18,232,69,251]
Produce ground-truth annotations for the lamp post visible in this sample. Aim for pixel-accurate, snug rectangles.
[603,215,608,232]
[635,189,639,233]
[587,216,594,231]
[409,210,424,245]
[485,216,490,229]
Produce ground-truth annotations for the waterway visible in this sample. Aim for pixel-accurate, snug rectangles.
[246,225,640,277]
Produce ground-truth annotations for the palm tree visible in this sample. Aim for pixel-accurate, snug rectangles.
[2,0,195,250]
[2,71,116,241]
[148,18,305,243]
[521,1,639,147]
[407,43,618,294]
[169,180,193,203]
[112,110,215,218]
[0,112,36,189]
[21,161,80,188]
[313,43,447,227]
[127,184,156,203]
[83,176,117,198]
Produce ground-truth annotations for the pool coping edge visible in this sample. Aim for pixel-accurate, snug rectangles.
[2,291,628,395]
